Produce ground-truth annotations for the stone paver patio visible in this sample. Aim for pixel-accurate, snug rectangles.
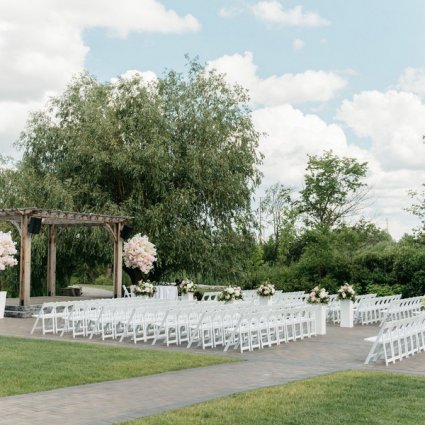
[1,318,425,425]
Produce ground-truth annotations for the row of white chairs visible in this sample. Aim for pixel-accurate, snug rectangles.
[327,294,377,324]
[355,295,401,325]
[30,297,181,336]
[30,291,306,338]
[365,313,425,366]
[223,306,316,352]
[31,297,319,353]
[380,296,425,324]
[101,302,317,353]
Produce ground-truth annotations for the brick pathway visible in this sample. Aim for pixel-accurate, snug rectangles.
[1,318,425,425]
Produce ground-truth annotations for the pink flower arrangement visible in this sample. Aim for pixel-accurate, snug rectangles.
[306,286,329,304]
[123,233,157,274]
[0,231,18,271]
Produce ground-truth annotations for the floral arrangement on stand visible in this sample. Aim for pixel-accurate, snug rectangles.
[306,286,330,304]
[135,280,156,298]
[256,282,276,297]
[0,231,18,271]
[123,234,157,273]
[337,283,356,301]
[218,286,243,302]
[180,279,197,294]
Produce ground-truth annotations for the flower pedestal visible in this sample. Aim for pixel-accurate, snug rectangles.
[182,293,194,302]
[313,304,327,335]
[0,291,6,319]
[258,296,272,306]
[340,300,354,327]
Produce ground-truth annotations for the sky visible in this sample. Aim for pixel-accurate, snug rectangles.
[1,0,425,238]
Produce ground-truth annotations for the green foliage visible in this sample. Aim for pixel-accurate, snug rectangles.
[233,149,422,295]
[94,274,113,287]
[408,182,425,234]
[255,222,398,294]
[365,283,404,297]
[300,150,368,230]
[2,60,262,288]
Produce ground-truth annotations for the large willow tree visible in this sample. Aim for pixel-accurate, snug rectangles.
[6,61,262,285]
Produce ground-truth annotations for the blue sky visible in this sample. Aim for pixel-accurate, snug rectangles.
[1,0,425,238]
[86,1,425,89]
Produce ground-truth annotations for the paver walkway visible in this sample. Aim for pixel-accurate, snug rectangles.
[1,318,425,425]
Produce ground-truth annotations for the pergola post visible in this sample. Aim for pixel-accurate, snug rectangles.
[47,224,57,296]
[113,223,123,298]
[19,215,32,306]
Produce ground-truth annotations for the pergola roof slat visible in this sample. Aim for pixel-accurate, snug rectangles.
[0,208,131,225]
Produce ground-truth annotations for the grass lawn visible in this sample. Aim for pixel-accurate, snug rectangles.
[0,336,235,397]
[80,284,113,292]
[120,371,425,425]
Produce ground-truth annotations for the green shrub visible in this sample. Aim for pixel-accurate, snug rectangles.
[365,283,404,297]
[95,274,113,286]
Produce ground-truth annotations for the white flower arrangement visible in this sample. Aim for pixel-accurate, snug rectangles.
[123,234,157,274]
[0,231,18,271]
[337,283,356,301]
[218,286,243,302]
[135,280,156,297]
[307,286,330,304]
[257,282,276,297]
[180,279,197,294]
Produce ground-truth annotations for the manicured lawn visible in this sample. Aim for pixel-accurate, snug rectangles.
[0,336,235,397]
[80,284,113,292]
[120,371,425,425]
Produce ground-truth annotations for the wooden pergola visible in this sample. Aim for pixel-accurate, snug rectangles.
[0,208,131,306]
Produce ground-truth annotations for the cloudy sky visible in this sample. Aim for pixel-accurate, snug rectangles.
[1,0,425,238]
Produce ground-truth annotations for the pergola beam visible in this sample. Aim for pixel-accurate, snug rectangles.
[0,208,129,225]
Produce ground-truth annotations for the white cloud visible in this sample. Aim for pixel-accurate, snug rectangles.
[110,70,158,85]
[252,103,423,239]
[0,100,48,157]
[252,104,363,188]
[336,89,425,237]
[292,39,305,50]
[218,7,243,19]
[207,51,346,105]
[0,0,200,155]
[251,1,329,27]
[362,166,425,239]
[337,90,425,171]
[63,0,201,37]
[398,68,425,96]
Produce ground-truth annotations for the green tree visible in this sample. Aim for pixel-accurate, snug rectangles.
[8,60,262,286]
[260,183,296,263]
[408,185,425,234]
[299,151,368,231]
